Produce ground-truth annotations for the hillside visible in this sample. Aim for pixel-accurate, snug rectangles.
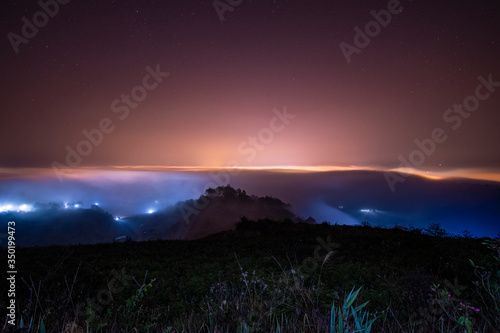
[0,185,307,247]
[3,221,499,332]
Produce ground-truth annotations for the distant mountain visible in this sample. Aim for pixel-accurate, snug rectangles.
[1,185,311,247]
[127,185,311,241]
[166,185,306,240]
[0,204,128,247]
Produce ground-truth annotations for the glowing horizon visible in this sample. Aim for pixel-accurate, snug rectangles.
[2,165,500,184]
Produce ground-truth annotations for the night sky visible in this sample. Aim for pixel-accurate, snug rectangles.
[1,0,500,236]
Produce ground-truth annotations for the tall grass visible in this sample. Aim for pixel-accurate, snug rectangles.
[3,231,499,332]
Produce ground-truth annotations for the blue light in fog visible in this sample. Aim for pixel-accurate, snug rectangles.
[0,204,14,212]
[0,203,33,212]
[18,204,32,212]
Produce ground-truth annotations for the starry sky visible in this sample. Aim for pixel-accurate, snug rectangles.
[1,0,500,176]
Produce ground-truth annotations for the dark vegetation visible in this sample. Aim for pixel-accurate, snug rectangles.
[2,218,499,332]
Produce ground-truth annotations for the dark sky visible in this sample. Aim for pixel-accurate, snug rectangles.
[1,0,500,179]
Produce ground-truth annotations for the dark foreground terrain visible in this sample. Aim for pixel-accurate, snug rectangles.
[2,220,499,332]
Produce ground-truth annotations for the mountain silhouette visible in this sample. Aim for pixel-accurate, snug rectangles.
[0,185,309,247]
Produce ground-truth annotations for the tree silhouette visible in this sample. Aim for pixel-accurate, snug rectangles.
[424,222,449,237]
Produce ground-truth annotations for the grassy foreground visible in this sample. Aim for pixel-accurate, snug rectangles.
[2,220,499,332]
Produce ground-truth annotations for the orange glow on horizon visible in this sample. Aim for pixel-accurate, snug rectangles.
[1,166,500,184]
